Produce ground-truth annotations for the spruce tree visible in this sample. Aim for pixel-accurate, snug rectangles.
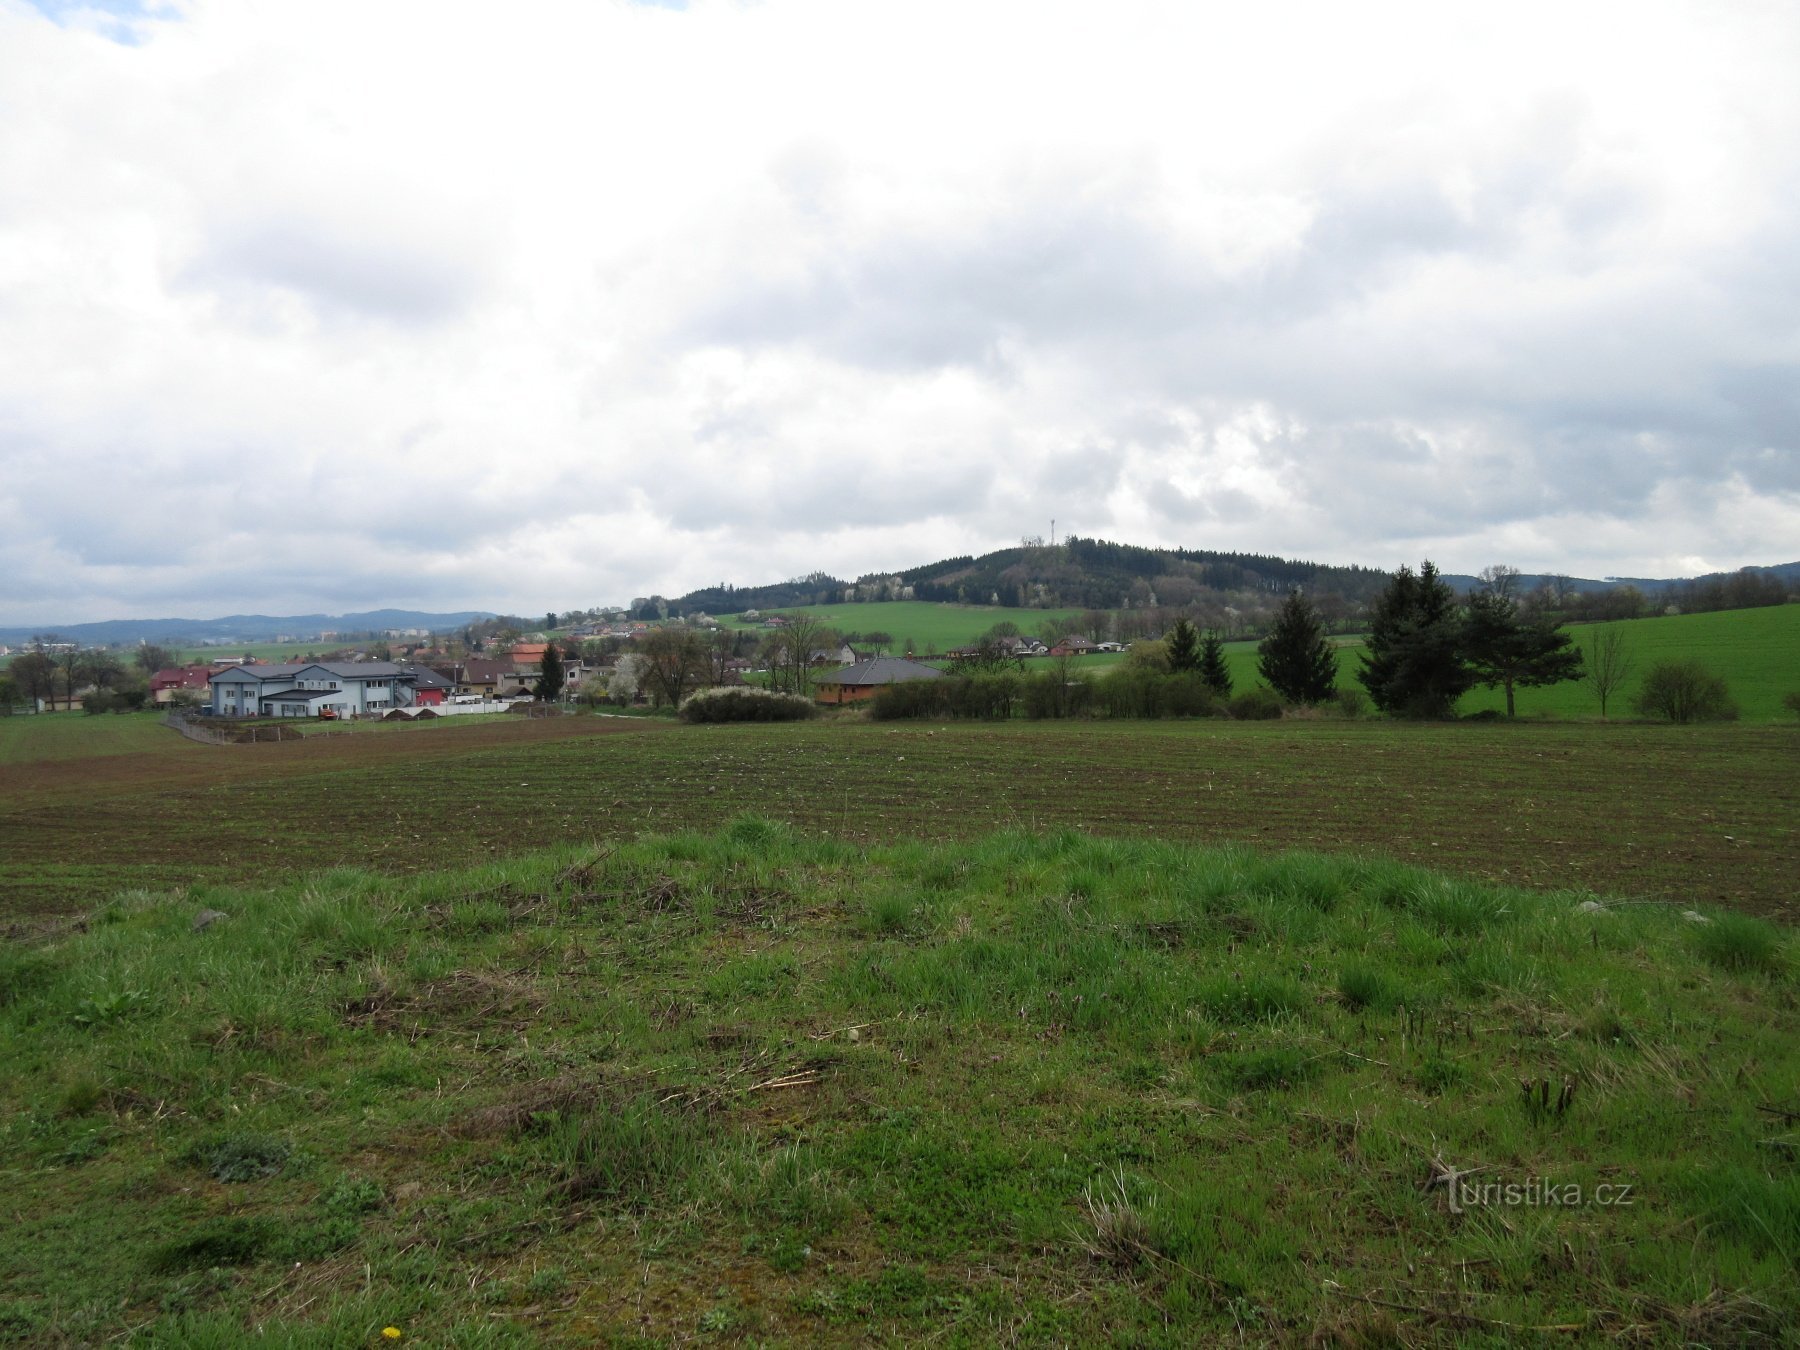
[535,644,566,702]
[1198,631,1233,698]
[1166,617,1201,673]
[1358,561,1473,717]
[1257,591,1337,705]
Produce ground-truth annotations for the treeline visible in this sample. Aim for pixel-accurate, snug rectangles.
[1538,567,1793,624]
[638,573,850,621]
[870,669,1286,722]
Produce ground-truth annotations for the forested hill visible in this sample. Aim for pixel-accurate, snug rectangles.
[641,539,1393,617]
[900,537,1394,609]
[643,542,1800,620]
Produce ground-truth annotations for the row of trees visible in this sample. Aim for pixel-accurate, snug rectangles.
[1249,563,1585,717]
[2,639,160,710]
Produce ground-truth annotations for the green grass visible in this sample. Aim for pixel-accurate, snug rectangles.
[0,825,1794,1343]
[721,600,1083,652]
[747,599,1798,720]
[0,710,203,765]
[1455,605,1800,721]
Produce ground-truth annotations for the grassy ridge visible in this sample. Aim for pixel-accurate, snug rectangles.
[722,600,1082,651]
[733,602,1795,721]
[1,824,1793,1344]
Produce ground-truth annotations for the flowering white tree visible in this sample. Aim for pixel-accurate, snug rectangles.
[606,653,643,705]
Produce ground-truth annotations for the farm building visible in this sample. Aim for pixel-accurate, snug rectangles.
[812,656,945,706]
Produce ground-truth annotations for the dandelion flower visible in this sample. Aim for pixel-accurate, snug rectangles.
[382,1330,402,1342]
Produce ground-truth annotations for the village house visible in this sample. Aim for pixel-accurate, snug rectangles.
[812,656,946,706]
[428,658,514,700]
[148,665,214,704]
[396,664,455,706]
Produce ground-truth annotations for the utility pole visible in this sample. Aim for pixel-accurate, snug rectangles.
[1050,519,1056,547]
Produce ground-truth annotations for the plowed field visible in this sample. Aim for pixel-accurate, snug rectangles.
[3,713,1794,922]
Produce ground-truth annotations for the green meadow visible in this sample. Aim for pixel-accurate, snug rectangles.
[721,600,1083,653]
[0,710,199,765]
[2,824,1795,1345]
[737,600,1797,721]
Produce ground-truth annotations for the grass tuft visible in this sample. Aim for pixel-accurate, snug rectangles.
[1691,912,1787,975]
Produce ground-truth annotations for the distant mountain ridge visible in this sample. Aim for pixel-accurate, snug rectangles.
[0,610,496,648]
[1440,561,1800,595]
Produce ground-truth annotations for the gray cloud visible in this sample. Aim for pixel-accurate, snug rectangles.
[0,0,1796,624]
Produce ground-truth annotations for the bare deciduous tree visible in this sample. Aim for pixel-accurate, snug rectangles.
[638,627,708,707]
[1478,564,1522,601]
[1583,627,1634,719]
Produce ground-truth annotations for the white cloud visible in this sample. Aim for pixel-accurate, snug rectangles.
[0,0,1796,624]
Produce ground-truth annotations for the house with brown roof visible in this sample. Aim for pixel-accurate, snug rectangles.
[812,657,945,706]
[430,658,514,700]
[148,666,213,704]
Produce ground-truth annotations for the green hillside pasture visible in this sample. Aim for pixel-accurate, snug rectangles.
[1451,604,1799,721]
[3,717,1795,922]
[723,600,1081,653]
[1,826,1794,1343]
[1078,607,1797,721]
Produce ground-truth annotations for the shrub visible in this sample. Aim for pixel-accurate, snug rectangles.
[1228,687,1283,720]
[1021,669,1095,720]
[1634,660,1738,724]
[870,674,1021,720]
[1784,691,1800,721]
[1161,672,1221,718]
[870,679,949,720]
[679,686,817,723]
[1333,686,1369,718]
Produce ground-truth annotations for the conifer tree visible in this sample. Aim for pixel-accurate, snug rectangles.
[1463,588,1583,717]
[1166,617,1201,673]
[1257,591,1337,705]
[1358,561,1472,717]
[535,644,565,702]
[1198,631,1233,698]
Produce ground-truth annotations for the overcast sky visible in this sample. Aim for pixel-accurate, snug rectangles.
[2,0,1796,624]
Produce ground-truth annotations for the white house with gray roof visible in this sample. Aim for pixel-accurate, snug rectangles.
[208,663,417,719]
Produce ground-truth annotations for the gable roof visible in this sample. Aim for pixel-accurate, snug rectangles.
[816,657,945,687]
[208,662,409,685]
[436,658,513,683]
[150,666,212,691]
